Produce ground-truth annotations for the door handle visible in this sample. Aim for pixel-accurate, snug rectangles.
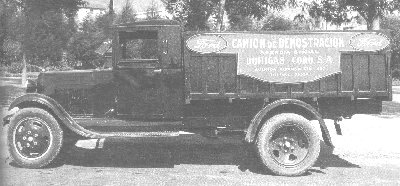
[153,69,162,73]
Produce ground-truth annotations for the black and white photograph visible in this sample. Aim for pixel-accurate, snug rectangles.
[1,0,400,185]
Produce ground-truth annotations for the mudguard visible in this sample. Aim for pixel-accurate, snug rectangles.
[245,99,334,147]
[6,93,103,138]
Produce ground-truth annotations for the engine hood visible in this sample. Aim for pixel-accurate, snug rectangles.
[37,69,114,95]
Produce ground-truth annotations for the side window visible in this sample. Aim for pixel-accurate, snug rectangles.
[119,30,158,61]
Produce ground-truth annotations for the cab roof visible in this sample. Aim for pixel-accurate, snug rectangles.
[115,19,181,28]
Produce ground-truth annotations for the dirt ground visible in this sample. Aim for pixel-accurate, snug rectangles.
[1,82,400,185]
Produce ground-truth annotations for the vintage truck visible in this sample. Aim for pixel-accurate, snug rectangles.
[3,19,392,176]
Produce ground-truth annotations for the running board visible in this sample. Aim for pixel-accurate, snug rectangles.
[97,131,180,138]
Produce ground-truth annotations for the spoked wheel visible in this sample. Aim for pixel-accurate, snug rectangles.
[256,113,320,176]
[8,108,63,168]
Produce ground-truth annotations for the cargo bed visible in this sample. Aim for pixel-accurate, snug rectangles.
[184,32,392,101]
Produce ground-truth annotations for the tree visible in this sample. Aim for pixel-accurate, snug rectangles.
[96,12,115,37]
[18,0,85,58]
[164,0,219,31]
[146,0,162,20]
[117,0,136,24]
[5,0,84,85]
[381,16,400,70]
[216,0,226,31]
[67,3,118,69]
[67,15,106,69]
[1,0,84,67]
[109,0,114,15]
[308,0,400,30]
[225,0,296,29]
[261,14,293,31]
[228,15,254,31]
[24,10,75,67]
[0,0,8,66]
[225,0,295,20]
[163,0,296,31]
[0,0,19,66]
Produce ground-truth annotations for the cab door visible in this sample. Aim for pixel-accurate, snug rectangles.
[158,25,184,119]
[114,25,183,121]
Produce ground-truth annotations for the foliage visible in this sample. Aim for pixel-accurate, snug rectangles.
[67,15,107,69]
[17,0,86,53]
[1,0,121,71]
[6,62,24,74]
[292,9,315,31]
[146,0,162,20]
[6,62,43,74]
[225,0,295,20]
[381,15,400,69]
[95,12,115,37]
[25,10,74,66]
[393,69,400,80]
[164,0,296,31]
[65,0,136,70]
[228,13,311,32]
[228,15,254,31]
[261,14,294,31]
[0,0,85,68]
[164,0,219,31]
[117,0,136,24]
[225,0,296,30]
[109,0,114,15]
[14,0,85,19]
[0,0,5,66]
[307,0,400,30]
[44,60,74,71]
[1,0,19,66]
[1,5,74,67]
[2,37,22,65]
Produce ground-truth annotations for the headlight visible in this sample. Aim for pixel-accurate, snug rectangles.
[26,79,37,93]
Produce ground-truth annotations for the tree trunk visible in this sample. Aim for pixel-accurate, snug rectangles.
[367,15,380,30]
[216,0,225,32]
[21,52,27,87]
[0,0,7,66]
[372,15,380,30]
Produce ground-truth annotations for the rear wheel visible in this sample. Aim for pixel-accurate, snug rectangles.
[7,108,63,168]
[256,113,320,176]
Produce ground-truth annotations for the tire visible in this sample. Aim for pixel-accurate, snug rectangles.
[7,108,63,168]
[256,113,320,176]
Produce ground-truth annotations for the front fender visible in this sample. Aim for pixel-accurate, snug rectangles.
[7,93,102,138]
[245,99,333,147]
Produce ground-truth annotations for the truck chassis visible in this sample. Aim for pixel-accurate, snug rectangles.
[3,19,392,176]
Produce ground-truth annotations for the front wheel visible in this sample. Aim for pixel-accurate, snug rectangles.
[7,108,63,168]
[256,113,320,176]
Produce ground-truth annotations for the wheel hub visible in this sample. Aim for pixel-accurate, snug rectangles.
[269,125,309,166]
[13,118,52,159]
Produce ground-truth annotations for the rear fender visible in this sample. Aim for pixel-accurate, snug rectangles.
[245,99,334,147]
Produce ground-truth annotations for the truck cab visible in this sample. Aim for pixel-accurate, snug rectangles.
[112,20,184,121]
